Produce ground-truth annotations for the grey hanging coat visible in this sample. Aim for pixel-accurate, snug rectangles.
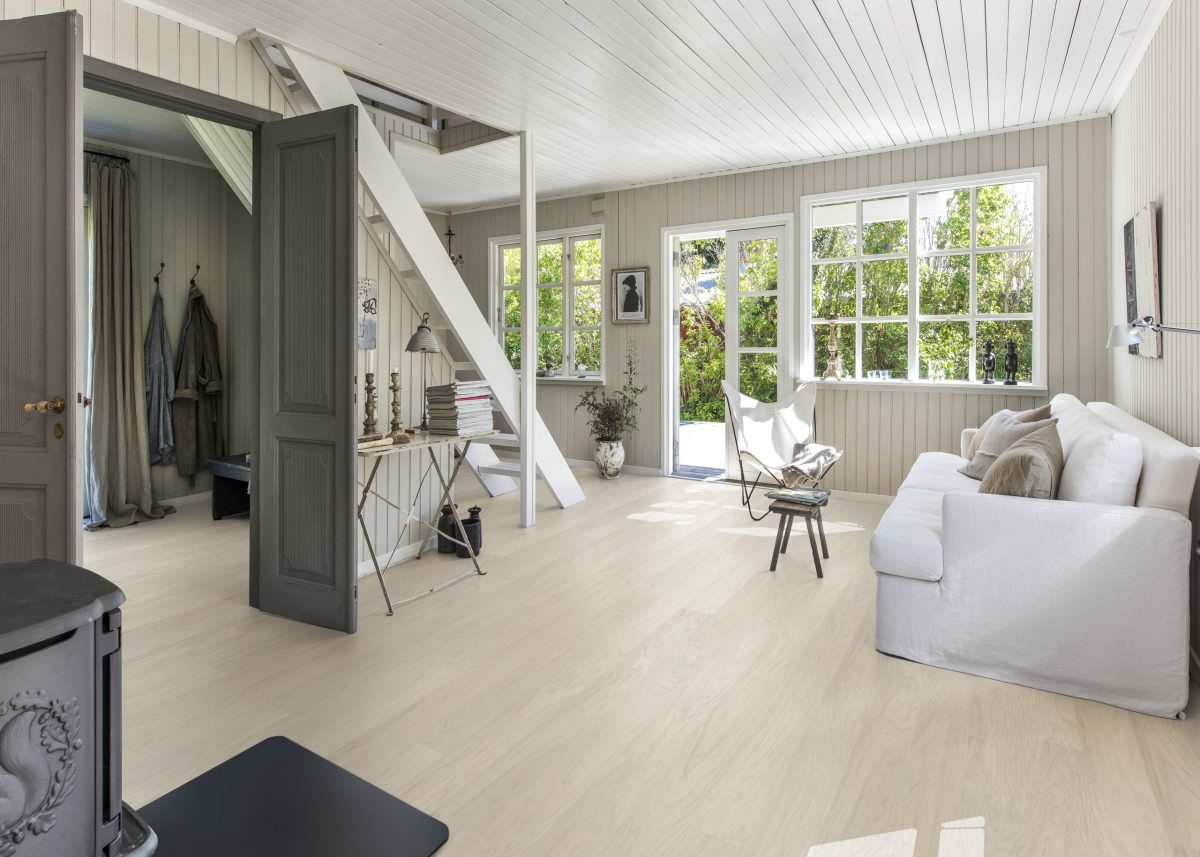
[172,284,225,477]
[145,291,176,465]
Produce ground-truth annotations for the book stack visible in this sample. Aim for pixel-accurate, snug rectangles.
[425,381,494,436]
[764,487,830,506]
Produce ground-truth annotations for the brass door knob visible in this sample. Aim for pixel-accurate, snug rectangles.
[23,396,65,414]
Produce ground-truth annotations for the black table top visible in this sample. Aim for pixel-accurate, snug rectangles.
[138,737,448,857]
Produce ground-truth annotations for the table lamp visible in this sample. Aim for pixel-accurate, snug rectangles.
[406,312,441,431]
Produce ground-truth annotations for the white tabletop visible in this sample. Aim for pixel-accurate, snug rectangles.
[356,430,498,458]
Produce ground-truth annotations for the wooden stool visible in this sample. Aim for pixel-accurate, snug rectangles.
[768,499,829,577]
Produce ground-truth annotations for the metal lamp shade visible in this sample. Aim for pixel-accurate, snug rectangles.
[406,312,441,354]
[1106,322,1143,348]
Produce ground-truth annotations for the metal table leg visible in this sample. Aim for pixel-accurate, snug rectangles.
[356,457,394,615]
[428,442,484,576]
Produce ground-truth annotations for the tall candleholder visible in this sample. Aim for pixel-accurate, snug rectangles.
[388,369,410,443]
[360,371,383,442]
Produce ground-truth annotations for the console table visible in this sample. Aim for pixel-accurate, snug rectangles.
[358,431,495,615]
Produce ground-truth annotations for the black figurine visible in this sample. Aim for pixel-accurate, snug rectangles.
[981,339,996,384]
[1003,339,1018,385]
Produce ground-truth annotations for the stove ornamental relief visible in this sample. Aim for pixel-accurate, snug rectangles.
[0,691,82,856]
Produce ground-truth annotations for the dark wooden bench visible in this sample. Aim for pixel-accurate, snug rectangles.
[208,454,250,520]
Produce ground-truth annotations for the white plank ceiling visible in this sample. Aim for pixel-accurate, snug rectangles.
[159,0,1171,210]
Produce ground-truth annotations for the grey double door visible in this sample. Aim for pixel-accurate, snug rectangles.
[0,12,359,633]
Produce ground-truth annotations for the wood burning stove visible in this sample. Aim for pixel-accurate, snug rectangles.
[0,559,153,857]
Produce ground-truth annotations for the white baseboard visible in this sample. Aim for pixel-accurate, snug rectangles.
[830,489,894,506]
[162,491,212,508]
[356,534,438,577]
[564,457,661,476]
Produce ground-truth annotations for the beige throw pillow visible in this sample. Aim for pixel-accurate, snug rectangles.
[966,403,1052,460]
[959,412,1058,480]
[979,423,1064,499]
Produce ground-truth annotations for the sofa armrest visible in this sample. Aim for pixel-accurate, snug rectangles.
[960,428,978,458]
[940,492,1191,710]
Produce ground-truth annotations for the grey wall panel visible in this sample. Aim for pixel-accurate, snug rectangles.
[1109,0,1200,666]
[454,118,1111,493]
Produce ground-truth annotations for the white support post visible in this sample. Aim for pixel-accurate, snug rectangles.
[519,131,536,528]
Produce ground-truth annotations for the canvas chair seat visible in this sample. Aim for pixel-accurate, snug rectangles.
[722,380,843,519]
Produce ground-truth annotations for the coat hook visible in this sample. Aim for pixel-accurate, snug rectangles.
[190,264,201,288]
[153,261,165,289]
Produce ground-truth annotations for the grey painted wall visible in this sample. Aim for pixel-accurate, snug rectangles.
[1109,0,1200,665]
[454,117,1112,494]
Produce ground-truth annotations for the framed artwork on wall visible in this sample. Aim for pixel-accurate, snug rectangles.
[613,266,649,324]
[1123,203,1161,358]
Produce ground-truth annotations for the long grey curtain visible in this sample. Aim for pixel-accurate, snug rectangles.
[84,155,170,528]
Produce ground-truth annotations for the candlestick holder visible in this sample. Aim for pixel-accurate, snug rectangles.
[388,370,409,443]
[360,371,383,442]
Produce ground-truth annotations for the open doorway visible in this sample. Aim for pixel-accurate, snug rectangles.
[664,216,793,480]
[78,84,257,587]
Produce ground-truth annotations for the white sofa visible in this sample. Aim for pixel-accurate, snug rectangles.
[871,394,1197,718]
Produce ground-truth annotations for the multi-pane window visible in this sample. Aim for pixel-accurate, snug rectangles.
[496,229,603,379]
[807,174,1040,385]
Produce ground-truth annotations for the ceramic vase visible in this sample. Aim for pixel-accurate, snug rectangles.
[594,439,625,479]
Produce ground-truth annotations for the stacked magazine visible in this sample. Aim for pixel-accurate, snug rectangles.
[426,381,494,436]
[764,487,830,506]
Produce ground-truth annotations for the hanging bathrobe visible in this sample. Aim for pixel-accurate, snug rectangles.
[145,291,176,465]
[172,284,225,477]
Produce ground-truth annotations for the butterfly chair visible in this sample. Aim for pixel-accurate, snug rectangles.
[721,380,843,522]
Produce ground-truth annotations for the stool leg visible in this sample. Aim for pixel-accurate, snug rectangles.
[805,515,823,578]
[770,514,787,572]
[781,514,794,553]
[816,509,829,558]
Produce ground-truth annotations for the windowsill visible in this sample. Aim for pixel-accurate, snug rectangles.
[803,378,1048,395]
[515,374,606,386]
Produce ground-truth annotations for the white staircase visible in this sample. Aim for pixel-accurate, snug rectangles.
[279,43,584,510]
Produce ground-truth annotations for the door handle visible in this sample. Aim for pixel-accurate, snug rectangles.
[23,396,65,414]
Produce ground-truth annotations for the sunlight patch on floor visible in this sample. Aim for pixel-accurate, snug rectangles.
[807,818,984,857]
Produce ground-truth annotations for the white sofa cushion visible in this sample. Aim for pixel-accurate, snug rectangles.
[1058,429,1143,505]
[870,485,947,582]
[1088,402,1200,517]
[1049,393,1105,455]
[898,452,982,495]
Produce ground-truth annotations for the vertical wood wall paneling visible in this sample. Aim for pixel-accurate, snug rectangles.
[102,150,250,502]
[353,189,455,568]
[454,119,1110,492]
[1109,0,1200,664]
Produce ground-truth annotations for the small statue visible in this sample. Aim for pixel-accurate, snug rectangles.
[1003,339,1018,385]
[981,339,996,384]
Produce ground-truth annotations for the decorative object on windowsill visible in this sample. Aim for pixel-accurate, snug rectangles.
[456,506,483,558]
[437,503,459,554]
[1107,316,1200,348]
[388,369,410,443]
[576,342,646,478]
[982,339,997,384]
[359,371,383,442]
[444,211,464,268]
[406,311,442,431]
[821,316,842,380]
[1003,339,1018,385]
[612,266,650,323]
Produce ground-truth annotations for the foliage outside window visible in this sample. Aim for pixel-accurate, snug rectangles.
[808,175,1038,384]
[497,230,603,379]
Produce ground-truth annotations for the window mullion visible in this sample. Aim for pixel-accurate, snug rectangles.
[969,186,978,382]
[908,192,918,381]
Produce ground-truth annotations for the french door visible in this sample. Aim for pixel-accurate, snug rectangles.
[722,226,786,476]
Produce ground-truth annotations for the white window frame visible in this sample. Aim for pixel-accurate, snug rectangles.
[489,225,606,383]
[800,167,1047,391]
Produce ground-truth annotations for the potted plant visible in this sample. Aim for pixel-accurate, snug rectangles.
[576,343,646,478]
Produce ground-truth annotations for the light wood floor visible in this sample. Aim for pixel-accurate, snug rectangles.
[83,473,1200,856]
